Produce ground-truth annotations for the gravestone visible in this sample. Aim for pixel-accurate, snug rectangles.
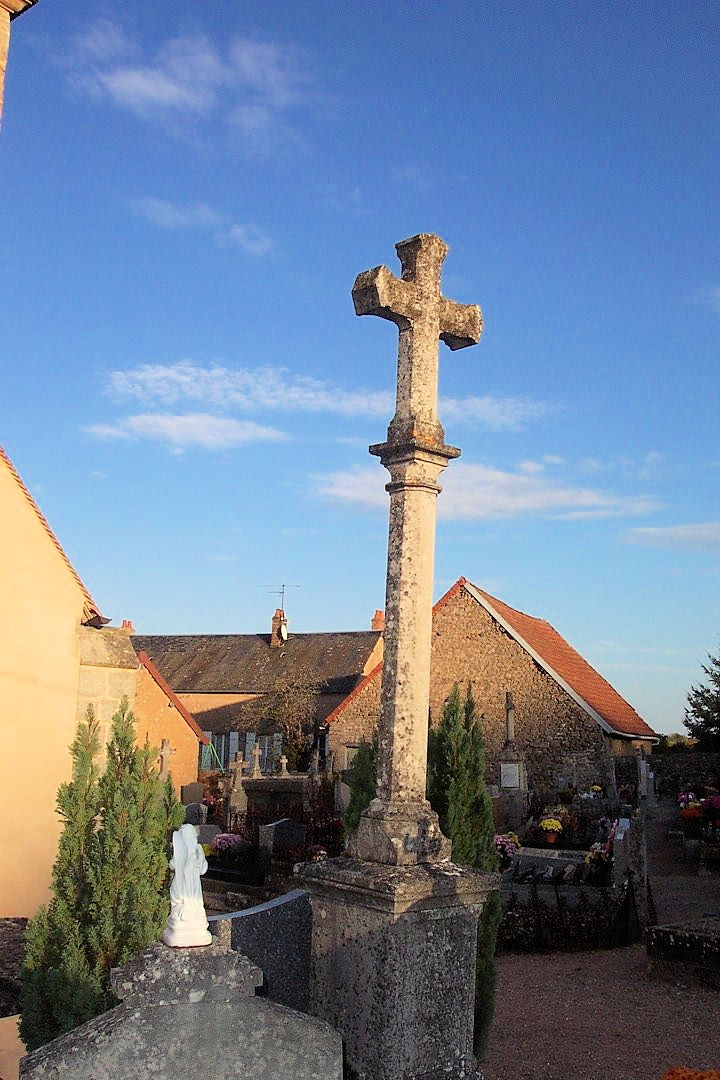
[498,691,528,830]
[181,781,204,805]
[19,940,342,1078]
[259,817,307,857]
[209,888,312,1012]
[300,235,498,1080]
[183,802,207,826]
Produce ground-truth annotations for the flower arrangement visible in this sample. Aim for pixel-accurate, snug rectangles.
[538,817,563,833]
[591,784,603,793]
[494,833,520,866]
[212,832,245,853]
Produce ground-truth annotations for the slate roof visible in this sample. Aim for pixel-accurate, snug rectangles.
[133,630,383,697]
[1,446,107,627]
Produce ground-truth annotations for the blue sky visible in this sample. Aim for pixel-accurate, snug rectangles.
[2,1,718,735]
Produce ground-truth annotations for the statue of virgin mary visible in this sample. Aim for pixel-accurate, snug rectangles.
[162,823,212,947]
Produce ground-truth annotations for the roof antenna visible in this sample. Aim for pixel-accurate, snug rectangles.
[264,584,301,611]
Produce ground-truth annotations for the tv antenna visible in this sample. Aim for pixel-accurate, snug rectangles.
[264,583,301,610]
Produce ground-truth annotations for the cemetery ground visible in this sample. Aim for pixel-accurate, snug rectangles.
[1,796,717,1079]
[483,795,720,1080]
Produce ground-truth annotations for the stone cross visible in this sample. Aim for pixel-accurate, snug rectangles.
[278,754,289,776]
[227,751,247,792]
[158,738,176,781]
[349,234,482,865]
[505,690,515,746]
[250,741,263,779]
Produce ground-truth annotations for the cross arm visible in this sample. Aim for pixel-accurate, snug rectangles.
[439,297,483,351]
[352,265,416,327]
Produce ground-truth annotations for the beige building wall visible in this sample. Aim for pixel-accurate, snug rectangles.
[0,457,89,917]
[134,667,201,796]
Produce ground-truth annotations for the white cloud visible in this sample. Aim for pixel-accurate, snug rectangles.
[131,198,221,229]
[317,462,660,521]
[86,413,288,449]
[623,523,720,550]
[65,22,314,147]
[224,224,274,256]
[130,198,273,256]
[441,394,552,431]
[106,360,549,429]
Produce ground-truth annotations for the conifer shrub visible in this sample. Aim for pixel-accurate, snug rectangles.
[343,738,378,836]
[428,683,501,1059]
[20,699,184,1050]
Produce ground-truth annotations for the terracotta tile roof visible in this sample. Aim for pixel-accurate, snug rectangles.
[461,579,657,740]
[134,630,382,697]
[137,651,209,745]
[1,445,107,627]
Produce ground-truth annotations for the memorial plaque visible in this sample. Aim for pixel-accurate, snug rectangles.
[500,762,520,789]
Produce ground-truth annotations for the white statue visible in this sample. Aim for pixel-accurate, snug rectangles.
[162,824,212,947]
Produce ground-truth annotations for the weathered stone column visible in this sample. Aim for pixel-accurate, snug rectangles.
[349,233,482,865]
[300,236,498,1080]
[0,1,36,126]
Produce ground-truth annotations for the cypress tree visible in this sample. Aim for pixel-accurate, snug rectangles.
[344,738,378,835]
[20,708,105,1051]
[427,683,500,1059]
[86,698,185,974]
[20,699,184,1051]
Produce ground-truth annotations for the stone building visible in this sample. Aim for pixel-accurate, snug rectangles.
[0,446,206,916]
[135,610,385,771]
[326,577,657,793]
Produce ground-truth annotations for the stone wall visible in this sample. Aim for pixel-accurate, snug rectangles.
[329,585,617,795]
[77,626,139,750]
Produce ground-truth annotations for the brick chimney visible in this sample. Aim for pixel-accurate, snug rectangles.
[121,619,134,634]
[371,609,385,632]
[270,608,288,648]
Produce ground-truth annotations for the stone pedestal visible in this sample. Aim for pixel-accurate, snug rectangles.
[20,941,343,1079]
[299,857,498,1080]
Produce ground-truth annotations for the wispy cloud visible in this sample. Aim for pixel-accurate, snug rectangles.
[317,462,660,521]
[623,523,720,550]
[86,413,288,450]
[64,20,316,148]
[105,360,550,429]
[130,198,221,230]
[130,198,274,256]
[695,286,720,315]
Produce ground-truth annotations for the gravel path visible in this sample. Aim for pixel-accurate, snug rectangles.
[482,798,720,1080]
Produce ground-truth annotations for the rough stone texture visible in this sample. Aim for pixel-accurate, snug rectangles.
[209,888,312,1011]
[351,234,481,865]
[299,856,498,1080]
[330,583,617,796]
[20,941,342,1079]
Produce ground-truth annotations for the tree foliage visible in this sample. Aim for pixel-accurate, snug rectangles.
[427,683,500,1060]
[266,667,324,770]
[20,699,184,1051]
[428,683,499,872]
[684,645,720,751]
[343,739,378,835]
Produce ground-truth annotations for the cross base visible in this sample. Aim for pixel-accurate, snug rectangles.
[347,798,451,866]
